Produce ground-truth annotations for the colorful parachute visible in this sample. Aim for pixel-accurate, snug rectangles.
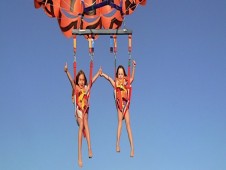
[34,0,146,38]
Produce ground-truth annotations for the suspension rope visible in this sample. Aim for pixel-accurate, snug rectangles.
[73,36,77,81]
[128,34,132,87]
[122,34,132,116]
[113,35,117,87]
[88,35,94,91]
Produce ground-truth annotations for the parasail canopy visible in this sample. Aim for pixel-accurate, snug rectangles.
[34,0,146,38]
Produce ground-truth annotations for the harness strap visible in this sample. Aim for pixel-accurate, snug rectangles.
[88,35,94,99]
[88,35,94,54]
[121,35,133,118]
[73,36,77,118]
[115,77,132,118]
[122,86,132,117]
[72,36,92,138]
[111,35,133,118]
[128,34,132,88]
[73,36,77,80]
[113,35,117,89]
[128,34,132,53]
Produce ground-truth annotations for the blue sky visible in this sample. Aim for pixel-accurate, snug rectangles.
[1,1,226,170]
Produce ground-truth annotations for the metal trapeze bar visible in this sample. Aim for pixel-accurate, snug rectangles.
[72,29,133,35]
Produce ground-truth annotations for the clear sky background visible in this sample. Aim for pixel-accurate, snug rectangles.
[1,1,226,170]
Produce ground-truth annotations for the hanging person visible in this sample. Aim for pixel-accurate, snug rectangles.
[101,60,136,157]
[65,36,102,168]
[64,61,102,167]
[100,34,136,157]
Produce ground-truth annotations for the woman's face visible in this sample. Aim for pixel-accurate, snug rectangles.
[78,74,85,88]
[117,68,125,79]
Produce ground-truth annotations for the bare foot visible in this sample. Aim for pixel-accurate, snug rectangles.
[78,160,83,168]
[116,145,120,152]
[88,149,93,158]
[130,149,134,157]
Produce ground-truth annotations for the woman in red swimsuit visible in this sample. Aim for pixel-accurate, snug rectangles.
[101,60,136,157]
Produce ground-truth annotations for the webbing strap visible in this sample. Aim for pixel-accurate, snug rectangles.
[88,35,94,89]
[113,35,117,88]
[110,35,117,86]
[88,36,94,54]
[73,36,77,54]
[87,35,94,106]
[127,34,132,88]
[122,34,133,117]
[127,34,132,107]
[113,35,117,54]
[128,34,132,53]
[89,60,93,89]
[73,36,77,81]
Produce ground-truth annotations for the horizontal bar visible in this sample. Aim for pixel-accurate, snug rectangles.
[72,29,133,35]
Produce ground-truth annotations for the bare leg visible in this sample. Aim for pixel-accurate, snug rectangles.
[77,118,83,167]
[83,113,92,158]
[124,110,134,157]
[116,109,123,152]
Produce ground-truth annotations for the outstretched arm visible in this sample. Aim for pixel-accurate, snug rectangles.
[101,71,115,88]
[92,67,102,84]
[64,62,76,91]
[130,60,136,84]
[87,67,102,90]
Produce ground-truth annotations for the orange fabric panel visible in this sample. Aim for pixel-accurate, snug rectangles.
[57,9,81,38]
[82,16,102,29]
[136,0,146,5]
[83,0,101,19]
[34,0,42,8]
[122,0,137,16]
[101,10,123,29]
[37,0,60,18]
[60,0,83,16]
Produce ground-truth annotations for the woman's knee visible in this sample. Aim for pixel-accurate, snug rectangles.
[118,117,123,124]
[125,115,131,127]
[78,120,84,128]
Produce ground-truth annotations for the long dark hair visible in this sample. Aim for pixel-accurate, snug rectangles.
[116,65,127,78]
[75,70,87,85]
